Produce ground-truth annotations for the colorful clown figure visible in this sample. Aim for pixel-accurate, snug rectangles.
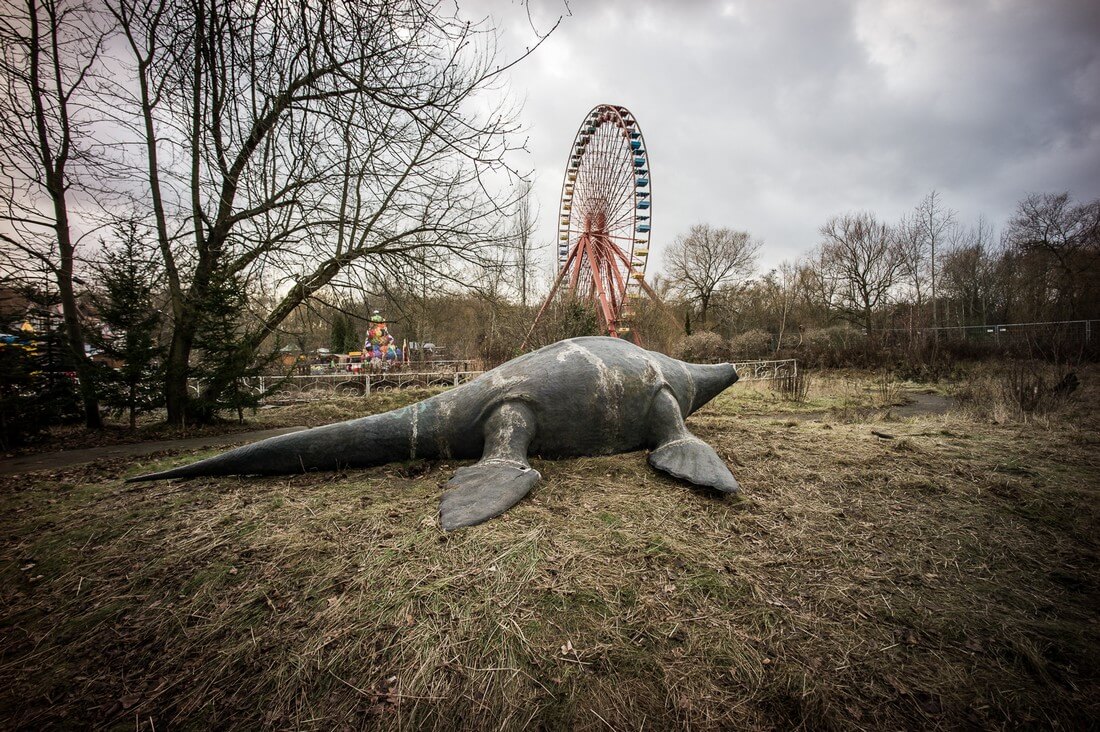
[363,310,401,370]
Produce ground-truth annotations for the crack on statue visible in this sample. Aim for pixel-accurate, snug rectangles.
[126,337,742,530]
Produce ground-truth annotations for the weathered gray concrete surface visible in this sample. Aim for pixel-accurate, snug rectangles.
[127,337,744,530]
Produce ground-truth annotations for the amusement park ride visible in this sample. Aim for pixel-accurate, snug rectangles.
[524,104,664,347]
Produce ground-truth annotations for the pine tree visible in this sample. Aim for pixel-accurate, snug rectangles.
[330,313,349,353]
[91,222,164,429]
[343,315,361,354]
[0,313,80,447]
[192,267,269,423]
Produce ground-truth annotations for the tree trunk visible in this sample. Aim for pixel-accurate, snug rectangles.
[52,185,101,428]
[55,270,102,428]
[28,0,101,429]
[164,313,197,426]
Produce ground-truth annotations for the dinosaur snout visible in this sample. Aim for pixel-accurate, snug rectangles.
[686,362,739,414]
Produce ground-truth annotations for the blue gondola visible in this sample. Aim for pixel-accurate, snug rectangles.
[631,131,641,138]
[630,140,641,150]
[634,156,645,166]
[637,200,650,209]
[636,177,648,186]
[637,224,651,233]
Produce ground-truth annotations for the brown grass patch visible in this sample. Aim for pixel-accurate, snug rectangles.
[1,377,1098,729]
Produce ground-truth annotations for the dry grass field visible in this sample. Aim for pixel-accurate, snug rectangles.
[2,368,1098,729]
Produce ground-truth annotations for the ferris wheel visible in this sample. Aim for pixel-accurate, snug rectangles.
[525,103,656,345]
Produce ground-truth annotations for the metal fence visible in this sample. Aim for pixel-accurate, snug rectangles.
[888,319,1097,348]
[188,357,799,403]
[187,371,486,401]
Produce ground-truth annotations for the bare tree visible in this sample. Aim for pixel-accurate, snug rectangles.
[1004,192,1099,319]
[894,211,930,328]
[769,261,801,353]
[814,212,900,334]
[105,0,553,424]
[0,0,107,427]
[664,223,761,327]
[512,180,538,307]
[913,190,956,328]
[940,215,997,326]
[797,247,839,325]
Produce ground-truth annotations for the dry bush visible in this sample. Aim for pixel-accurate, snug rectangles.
[955,360,1079,421]
[773,366,810,402]
[729,329,772,359]
[627,297,684,355]
[672,331,728,362]
[875,369,901,407]
[520,297,602,351]
[799,325,874,368]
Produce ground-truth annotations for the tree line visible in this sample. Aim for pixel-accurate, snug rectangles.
[663,190,1099,351]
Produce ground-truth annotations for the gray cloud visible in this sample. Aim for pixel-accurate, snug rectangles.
[474,0,1100,276]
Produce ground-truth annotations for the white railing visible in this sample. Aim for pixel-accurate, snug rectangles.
[730,358,798,382]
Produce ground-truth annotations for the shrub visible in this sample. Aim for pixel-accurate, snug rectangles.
[672,331,727,362]
[0,331,81,448]
[801,325,874,368]
[954,360,1078,421]
[729,329,772,359]
[773,366,810,402]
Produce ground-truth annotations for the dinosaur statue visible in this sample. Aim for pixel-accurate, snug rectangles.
[129,337,741,529]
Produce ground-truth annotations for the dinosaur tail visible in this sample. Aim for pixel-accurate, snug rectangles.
[126,408,420,482]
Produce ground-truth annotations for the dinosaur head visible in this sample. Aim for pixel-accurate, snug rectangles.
[684,362,739,415]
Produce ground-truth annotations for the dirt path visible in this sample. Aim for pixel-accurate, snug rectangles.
[754,390,956,423]
[890,390,954,418]
[0,426,308,476]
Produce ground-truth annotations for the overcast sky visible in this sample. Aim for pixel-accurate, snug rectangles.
[470,0,1100,278]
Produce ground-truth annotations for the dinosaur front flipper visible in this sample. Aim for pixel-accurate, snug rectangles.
[647,389,740,494]
[439,402,541,531]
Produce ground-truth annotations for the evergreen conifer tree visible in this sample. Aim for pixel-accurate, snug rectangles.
[193,267,269,423]
[91,222,164,429]
[330,313,349,353]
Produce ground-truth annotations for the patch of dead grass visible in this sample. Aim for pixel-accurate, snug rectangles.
[1,381,1098,729]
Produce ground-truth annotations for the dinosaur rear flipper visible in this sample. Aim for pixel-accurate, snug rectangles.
[647,388,740,494]
[649,436,740,494]
[440,461,541,530]
[439,402,540,531]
